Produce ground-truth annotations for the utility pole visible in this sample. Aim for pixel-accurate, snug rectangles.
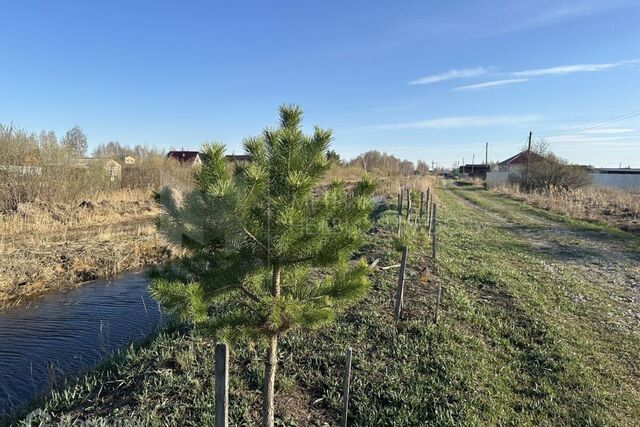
[471,154,475,176]
[485,142,488,165]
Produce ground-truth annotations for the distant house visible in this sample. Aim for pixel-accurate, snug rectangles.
[77,158,122,181]
[0,165,42,175]
[104,159,122,181]
[486,150,544,187]
[459,164,491,179]
[167,151,202,167]
[595,168,640,175]
[495,150,544,172]
[1,159,121,182]
[487,153,640,190]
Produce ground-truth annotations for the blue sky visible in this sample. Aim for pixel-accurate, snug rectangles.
[1,0,639,167]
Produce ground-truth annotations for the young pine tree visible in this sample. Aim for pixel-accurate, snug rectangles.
[151,105,376,427]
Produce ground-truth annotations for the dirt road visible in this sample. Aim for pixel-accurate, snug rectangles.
[446,183,640,327]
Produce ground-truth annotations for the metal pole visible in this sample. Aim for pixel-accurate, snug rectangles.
[431,204,437,259]
[394,246,408,322]
[342,347,353,427]
[215,343,229,427]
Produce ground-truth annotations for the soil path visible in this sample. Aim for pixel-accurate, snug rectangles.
[445,184,640,323]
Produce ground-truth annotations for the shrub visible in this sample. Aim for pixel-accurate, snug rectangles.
[520,153,591,192]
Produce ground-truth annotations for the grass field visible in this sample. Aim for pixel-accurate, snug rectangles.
[6,183,640,426]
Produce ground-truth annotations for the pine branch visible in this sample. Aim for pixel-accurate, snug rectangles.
[238,284,261,303]
[241,225,267,251]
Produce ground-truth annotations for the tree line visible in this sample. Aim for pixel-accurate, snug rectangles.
[343,150,429,176]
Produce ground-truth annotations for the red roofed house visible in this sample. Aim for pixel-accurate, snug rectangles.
[495,150,545,172]
[167,151,202,167]
[486,150,546,187]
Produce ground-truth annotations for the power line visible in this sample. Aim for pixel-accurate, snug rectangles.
[539,107,640,137]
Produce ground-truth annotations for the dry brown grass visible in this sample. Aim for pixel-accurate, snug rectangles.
[325,164,435,198]
[0,188,158,237]
[323,164,369,183]
[375,175,435,199]
[0,160,434,307]
[0,189,178,308]
[492,184,640,234]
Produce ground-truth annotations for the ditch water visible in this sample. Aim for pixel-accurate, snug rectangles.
[0,272,163,419]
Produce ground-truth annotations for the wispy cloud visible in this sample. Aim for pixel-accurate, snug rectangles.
[409,67,488,85]
[453,78,529,91]
[413,59,639,92]
[480,0,632,37]
[362,114,540,132]
[513,59,639,77]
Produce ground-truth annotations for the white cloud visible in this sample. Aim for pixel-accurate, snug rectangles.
[513,59,639,77]
[409,67,488,85]
[409,59,638,92]
[363,114,540,132]
[453,78,529,91]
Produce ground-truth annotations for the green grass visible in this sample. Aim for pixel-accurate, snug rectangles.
[6,187,640,426]
[451,182,640,252]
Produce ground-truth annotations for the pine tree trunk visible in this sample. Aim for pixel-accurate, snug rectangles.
[263,333,278,427]
[263,264,282,427]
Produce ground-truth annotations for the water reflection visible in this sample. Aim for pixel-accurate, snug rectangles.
[0,272,162,418]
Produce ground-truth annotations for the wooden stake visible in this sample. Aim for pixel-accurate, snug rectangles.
[394,246,408,322]
[342,347,353,427]
[397,191,402,236]
[405,188,411,222]
[215,343,229,427]
[434,281,442,324]
[426,190,431,231]
[430,203,442,324]
[419,191,424,222]
[431,204,437,259]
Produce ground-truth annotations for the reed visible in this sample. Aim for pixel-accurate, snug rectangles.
[492,184,640,234]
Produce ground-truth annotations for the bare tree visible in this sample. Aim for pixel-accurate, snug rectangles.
[416,160,429,175]
[61,125,88,157]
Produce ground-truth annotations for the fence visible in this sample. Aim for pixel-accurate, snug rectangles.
[486,171,640,191]
[592,173,640,191]
[485,171,520,188]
